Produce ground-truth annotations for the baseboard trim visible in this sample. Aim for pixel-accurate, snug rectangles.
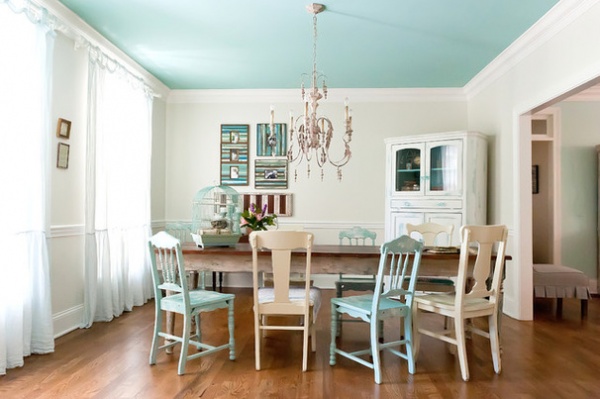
[53,304,84,339]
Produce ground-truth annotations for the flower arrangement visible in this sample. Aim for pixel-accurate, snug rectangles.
[240,203,277,231]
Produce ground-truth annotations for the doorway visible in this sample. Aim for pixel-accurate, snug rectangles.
[531,108,561,265]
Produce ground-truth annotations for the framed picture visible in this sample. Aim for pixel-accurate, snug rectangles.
[255,159,287,189]
[532,165,539,194]
[241,193,293,216]
[56,118,71,139]
[57,142,70,169]
[220,124,249,186]
[256,123,287,157]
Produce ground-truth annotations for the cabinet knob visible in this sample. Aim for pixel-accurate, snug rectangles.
[437,202,446,207]
[404,202,411,207]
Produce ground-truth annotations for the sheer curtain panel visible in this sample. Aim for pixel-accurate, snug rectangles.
[82,54,154,327]
[0,2,55,375]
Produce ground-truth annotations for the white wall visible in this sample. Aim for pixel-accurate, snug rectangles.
[557,101,599,278]
[49,32,88,337]
[48,31,169,337]
[467,1,600,320]
[165,96,468,240]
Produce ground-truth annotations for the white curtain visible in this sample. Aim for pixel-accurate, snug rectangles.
[441,144,459,193]
[0,1,55,375]
[82,51,154,327]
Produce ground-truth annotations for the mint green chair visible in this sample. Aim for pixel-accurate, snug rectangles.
[148,231,235,375]
[330,235,424,384]
[335,226,381,338]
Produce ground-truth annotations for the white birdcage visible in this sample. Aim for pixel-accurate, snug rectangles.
[191,184,243,248]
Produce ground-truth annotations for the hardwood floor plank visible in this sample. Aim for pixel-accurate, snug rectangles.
[1,288,598,398]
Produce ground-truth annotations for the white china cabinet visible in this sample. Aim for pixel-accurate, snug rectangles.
[385,131,487,244]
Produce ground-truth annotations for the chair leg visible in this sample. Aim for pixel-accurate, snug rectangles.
[581,299,588,319]
[228,299,236,360]
[302,314,310,371]
[178,314,192,375]
[370,318,382,384]
[488,313,502,375]
[149,306,162,365]
[455,317,469,381]
[412,305,421,360]
[254,310,261,371]
[310,315,317,352]
[403,313,416,374]
[556,298,563,318]
[330,303,338,366]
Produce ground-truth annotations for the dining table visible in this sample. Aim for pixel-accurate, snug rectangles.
[180,243,505,286]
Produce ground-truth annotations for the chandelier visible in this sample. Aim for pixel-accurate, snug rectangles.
[269,3,353,182]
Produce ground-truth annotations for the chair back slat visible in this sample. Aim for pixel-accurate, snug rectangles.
[456,225,508,307]
[339,226,376,246]
[406,222,454,246]
[148,231,189,303]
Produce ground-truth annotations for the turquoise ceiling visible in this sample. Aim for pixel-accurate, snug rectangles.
[57,0,559,90]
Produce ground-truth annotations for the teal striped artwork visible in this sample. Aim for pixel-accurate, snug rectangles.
[256,123,287,157]
[255,159,287,189]
[220,124,249,186]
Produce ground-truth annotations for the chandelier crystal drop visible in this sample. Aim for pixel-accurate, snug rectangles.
[269,3,353,182]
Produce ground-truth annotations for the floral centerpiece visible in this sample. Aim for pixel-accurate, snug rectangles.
[240,203,277,231]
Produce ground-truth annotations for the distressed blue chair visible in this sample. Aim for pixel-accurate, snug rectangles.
[335,226,382,339]
[330,235,424,384]
[148,231,235,375]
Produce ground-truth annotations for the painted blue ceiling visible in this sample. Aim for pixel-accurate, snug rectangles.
[57,0,559,90]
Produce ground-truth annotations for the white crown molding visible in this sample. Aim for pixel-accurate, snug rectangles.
[464,0,600,100]
[167,87,466,104]
[565,84,600,101]
[36,0,170,98]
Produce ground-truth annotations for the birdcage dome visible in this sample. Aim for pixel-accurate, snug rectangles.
[191,185,243,248]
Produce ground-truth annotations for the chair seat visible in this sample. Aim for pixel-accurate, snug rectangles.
[332,293,407,316]
[258,287,321,318]
[414,293,494,314]
[161,290,235,313]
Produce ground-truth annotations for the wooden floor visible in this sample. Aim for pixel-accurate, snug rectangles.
[1,288,598,399]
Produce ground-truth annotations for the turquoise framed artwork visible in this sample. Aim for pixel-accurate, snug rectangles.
[254,159,288,189]
[256,123,287,157]
[220,124,249,186]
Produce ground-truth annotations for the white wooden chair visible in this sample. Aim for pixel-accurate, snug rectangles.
[406,222,455,292]
[148,231,235,375]
[330,235,424,384]
[249,230,321,372]
[412,225,508,381]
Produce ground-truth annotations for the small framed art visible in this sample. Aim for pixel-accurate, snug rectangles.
[255,159,287,189]
[220,124,249,186]
[532,165,539,194]
[56,118,71,139]
[57,142,70,169]
[257,123,287,157]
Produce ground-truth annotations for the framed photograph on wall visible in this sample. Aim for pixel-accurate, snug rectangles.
[255,159,287,189]
[220,124,249,186]
[56,118,71,139]
[532,165,539,194]
[57,142,70,169]
[256,123,287,157]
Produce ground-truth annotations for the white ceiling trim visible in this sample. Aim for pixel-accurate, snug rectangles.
[167,88,466,104]
[464,0,599,100]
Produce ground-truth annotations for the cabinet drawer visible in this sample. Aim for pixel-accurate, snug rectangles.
[390,199,462,210]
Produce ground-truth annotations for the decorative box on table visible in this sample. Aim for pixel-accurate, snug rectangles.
[191,184,243,248]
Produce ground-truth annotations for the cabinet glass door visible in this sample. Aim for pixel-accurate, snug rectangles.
[394,145,423,194]
[427,140,462,195]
